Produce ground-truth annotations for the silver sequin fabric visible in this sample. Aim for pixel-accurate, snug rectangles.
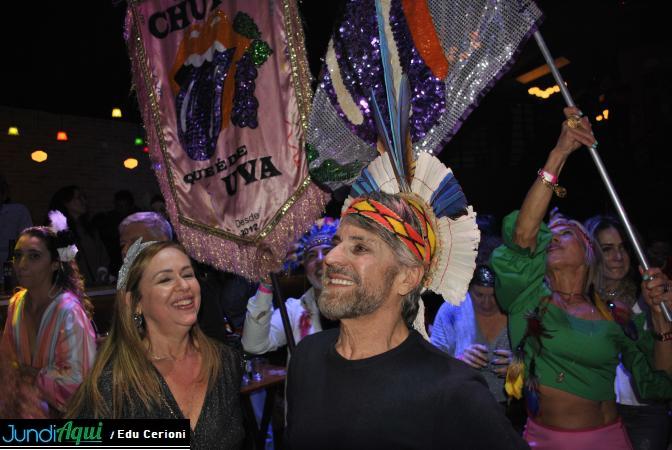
[308,0,542,190]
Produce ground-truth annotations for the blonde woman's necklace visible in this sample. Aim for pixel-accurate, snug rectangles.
[553,290,595,314]
[148,341,194,362]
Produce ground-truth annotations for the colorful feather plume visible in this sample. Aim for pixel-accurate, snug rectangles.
[595,292,638,340]
[505,345,526,400]
[524,358,541,417]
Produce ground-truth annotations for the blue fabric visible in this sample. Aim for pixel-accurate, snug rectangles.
[431,293,509,402]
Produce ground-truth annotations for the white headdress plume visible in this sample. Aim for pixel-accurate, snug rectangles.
[47,209,79,263]
[341,0,480,339]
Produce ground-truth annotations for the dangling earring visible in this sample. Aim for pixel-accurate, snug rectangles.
[132,312,144,331]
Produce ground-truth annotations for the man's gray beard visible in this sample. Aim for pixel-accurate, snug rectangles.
[318,266,398,320]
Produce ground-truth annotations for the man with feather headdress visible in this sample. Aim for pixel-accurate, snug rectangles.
[285,0,542,446]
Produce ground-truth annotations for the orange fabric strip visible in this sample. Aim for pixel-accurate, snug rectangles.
[402,0,449,80]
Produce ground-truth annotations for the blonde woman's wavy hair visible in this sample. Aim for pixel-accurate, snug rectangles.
[67,241,221,418]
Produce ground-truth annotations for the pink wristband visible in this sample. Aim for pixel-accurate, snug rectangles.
[537,168,558,185]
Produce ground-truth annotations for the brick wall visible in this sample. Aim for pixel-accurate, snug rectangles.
[0,106,160,224]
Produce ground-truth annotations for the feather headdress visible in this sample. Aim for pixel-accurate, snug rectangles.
[334,0,482,338]
[285,217,339,272]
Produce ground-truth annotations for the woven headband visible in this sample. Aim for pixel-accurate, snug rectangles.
[343,197,434,267]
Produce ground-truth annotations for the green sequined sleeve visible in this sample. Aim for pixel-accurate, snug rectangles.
[491,210,553,315]
[620,313,672,399]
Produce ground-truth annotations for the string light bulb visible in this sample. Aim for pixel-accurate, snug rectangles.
[31,150,48,162]
[124,158,139,169]
[112,108,123,118]
[7,127,19,136]
[56,131,68,141]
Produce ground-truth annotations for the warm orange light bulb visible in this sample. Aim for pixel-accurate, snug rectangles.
[56,131,68,141]
[31,150,48,162]
[124,158,139,169]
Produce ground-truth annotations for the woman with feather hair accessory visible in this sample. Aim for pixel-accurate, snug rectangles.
[491,106,672,449]
[1,210,96,416]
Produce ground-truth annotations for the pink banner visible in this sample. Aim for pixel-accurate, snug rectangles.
[126,0,327,279]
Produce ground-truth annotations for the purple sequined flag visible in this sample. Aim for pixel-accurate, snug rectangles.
[307,0,542,190]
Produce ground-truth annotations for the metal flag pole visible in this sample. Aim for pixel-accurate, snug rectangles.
[533,31,672,322]
[270,272,297,351]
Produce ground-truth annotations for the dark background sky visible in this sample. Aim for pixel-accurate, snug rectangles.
[2,0,670,238]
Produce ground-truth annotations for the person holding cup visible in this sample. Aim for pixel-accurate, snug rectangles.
[431,266,515,410]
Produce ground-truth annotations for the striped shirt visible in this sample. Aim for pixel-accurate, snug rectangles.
[1,289,96,412]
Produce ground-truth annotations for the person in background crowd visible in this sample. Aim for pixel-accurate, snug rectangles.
[150,194,168,220]
[432,213,513,413]
[119,211,173,258]
[0,172,32,270]
[585,215,671,450]
[1,211,96,416]
[491,106,672,449]
[93,190,138,275]
[194,264,255,344]
[431,266,515,412]
[48,186,110,286]
[241,217,339,355]
[67,240,244,449]
[646,227,672,280]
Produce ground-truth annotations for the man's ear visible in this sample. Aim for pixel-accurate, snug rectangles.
[397,265,424,297]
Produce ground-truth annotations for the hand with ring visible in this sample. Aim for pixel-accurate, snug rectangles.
[553,107,597,158]
[566,115,582,129]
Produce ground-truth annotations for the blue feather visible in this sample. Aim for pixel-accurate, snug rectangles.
[370,93,394,158]
[524,385,540,417]
[360,169,380,192]
[430,172,456,203]
[397,75,411,170]
[525,358,541,417]
[351,167,381,196]
[373,0,408,189]
[430,174,467,218]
